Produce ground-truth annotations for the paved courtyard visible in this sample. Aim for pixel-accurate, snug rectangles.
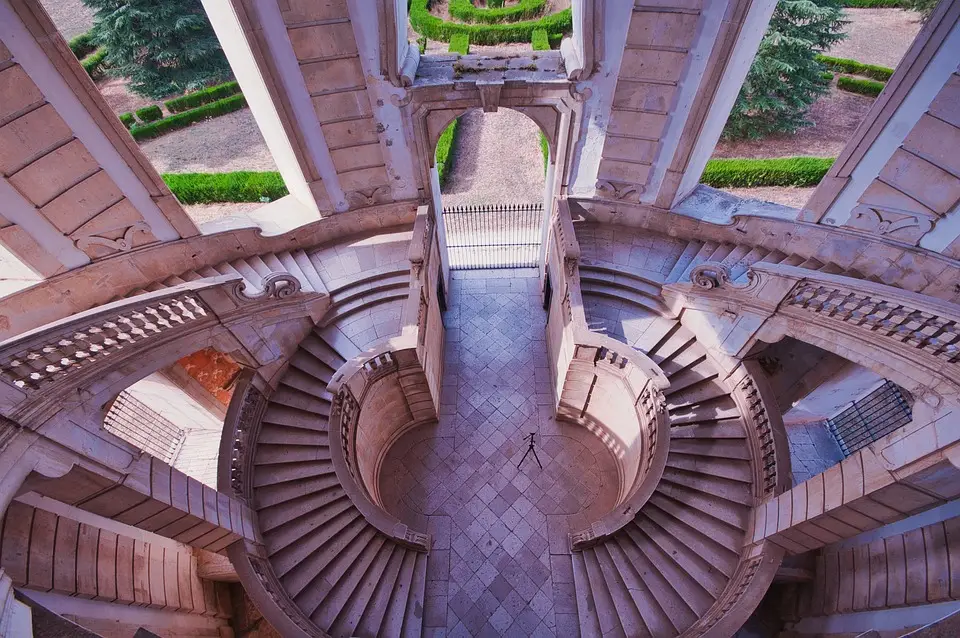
[378,269,619,637]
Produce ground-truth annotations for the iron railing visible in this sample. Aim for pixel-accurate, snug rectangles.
[827,380,912,456]
[442,203,544,269]
[103,391,185,463]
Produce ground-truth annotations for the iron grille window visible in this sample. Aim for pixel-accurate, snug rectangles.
[103,391,186,463]
[442,203,544,269]
[827,380,912,456]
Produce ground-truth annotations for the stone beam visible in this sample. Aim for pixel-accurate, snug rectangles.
[751,419,960,555]
[800,0,960,254]
[0,0,198,275]
[588,0,777,209]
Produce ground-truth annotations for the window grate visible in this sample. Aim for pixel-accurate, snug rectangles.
[103,392,185,463]
[442,203,544,269]
[827,380,912,456]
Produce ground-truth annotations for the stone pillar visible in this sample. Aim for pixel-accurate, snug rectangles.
[586,0,777,209]
[800,0,960,254]
[0,0,198,276]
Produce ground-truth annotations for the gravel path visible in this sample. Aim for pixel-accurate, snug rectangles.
[39,0,93,40]
[440,108,546,207]
[141,110,277,174]
[828,8,923,68]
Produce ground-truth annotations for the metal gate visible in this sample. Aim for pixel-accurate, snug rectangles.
[827,380,912,456]
[442,203,544,269]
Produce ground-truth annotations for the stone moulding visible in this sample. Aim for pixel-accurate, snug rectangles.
[232,272,302,302]
[217,369,268,501]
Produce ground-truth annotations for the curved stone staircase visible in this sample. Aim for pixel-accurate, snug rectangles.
[233,264,428,637]
[568,228,791,636]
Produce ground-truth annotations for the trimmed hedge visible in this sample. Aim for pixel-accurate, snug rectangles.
[436,118,460,188]
[841,0,909,6]
[449,34,470,55]
[700,157,835,188]
[539,131,549,174]
[81,49,108,79]
[821,71,835,81]
[838,75,885,97]
[449,0,546,24]
[68,31,97,59]
[162,171,287,204]
[164,81,242,114]
[118,112,135,129]
[531,29,550,50]
[130,94,247,141]
[410,0,571,45]
[816,54,893,81]
[418,36,428,54]
[135,105,163,123]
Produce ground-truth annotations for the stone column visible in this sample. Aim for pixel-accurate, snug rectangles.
[800,0,960,254]
[0,0,198,276]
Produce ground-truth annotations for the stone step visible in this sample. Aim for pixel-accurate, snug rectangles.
[400,550,428,637]
[255,472,342,510]
[625,521,716,615]
[254,443,331,465]
[645,494,745,564]
[655,478,750,530]
[252,459,335,488]
[659,467,754,506]
[605,540,674,636]
[669,437,752,461]
[294,522,378,611]
[670,421,746,440]
[274,509,366,588]
[677,241,720,284]
[258,486,350,535]
[580,279,666,316]
[592,544,648,637]
[311,533,390,629]
[665,240,704,284]
[668,396,740,425]
[268,386,331,418]
[634,512,728,597]
[572,550,604,638]
[262,404,329,431]
[666,452,754,483]
[353,544,408,636]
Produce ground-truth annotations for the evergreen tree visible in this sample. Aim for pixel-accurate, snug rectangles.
[723,0,847,140]
[83,0,232,99]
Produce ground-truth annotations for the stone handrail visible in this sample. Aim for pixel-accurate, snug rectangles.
[218,369,268,502]
[680,541,784,637]
[729,360,792,501]
[573,328,670,389]
[326,347,431,552]
[569,376,670,550]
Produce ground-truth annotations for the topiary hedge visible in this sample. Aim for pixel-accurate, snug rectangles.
[164,80,242,114]
[81,49,108,79]
[436,118,460,188]
[816,54,894,81]
[700,157,835,188]
[118,112,135,129]
[162,171,287,204]
[130,94,247,140]
[449,34,470,55]
[135,105,163,122]
[410,0,571,45]
[838,76,886,97]
[449,0,546,24]
[531,29,550,50]
[68,31,97,59]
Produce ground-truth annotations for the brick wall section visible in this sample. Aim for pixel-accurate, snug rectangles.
[0,500,233,616]
[782,516,960,618]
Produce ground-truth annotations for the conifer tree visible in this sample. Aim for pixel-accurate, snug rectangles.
[724,0,847,139]
[83,0,232,99]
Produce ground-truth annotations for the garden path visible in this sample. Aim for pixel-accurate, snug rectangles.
[441,109,546,207]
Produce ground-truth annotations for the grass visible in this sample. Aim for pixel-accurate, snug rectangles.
[816,54,894,81]
[838,76,886,97]
[164,81,242,114]
[448,0,546,24]
[539,131,549,174]
[531,29,550,51]
[162,172,287,204]
[700,157,835,188]
[130,94,247,141]
[436,118,460,188]
[410,0,571,45]
[449,34,470,55]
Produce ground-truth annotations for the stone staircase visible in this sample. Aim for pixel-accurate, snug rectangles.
[251,324,428,637]
[571,231,785,635]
